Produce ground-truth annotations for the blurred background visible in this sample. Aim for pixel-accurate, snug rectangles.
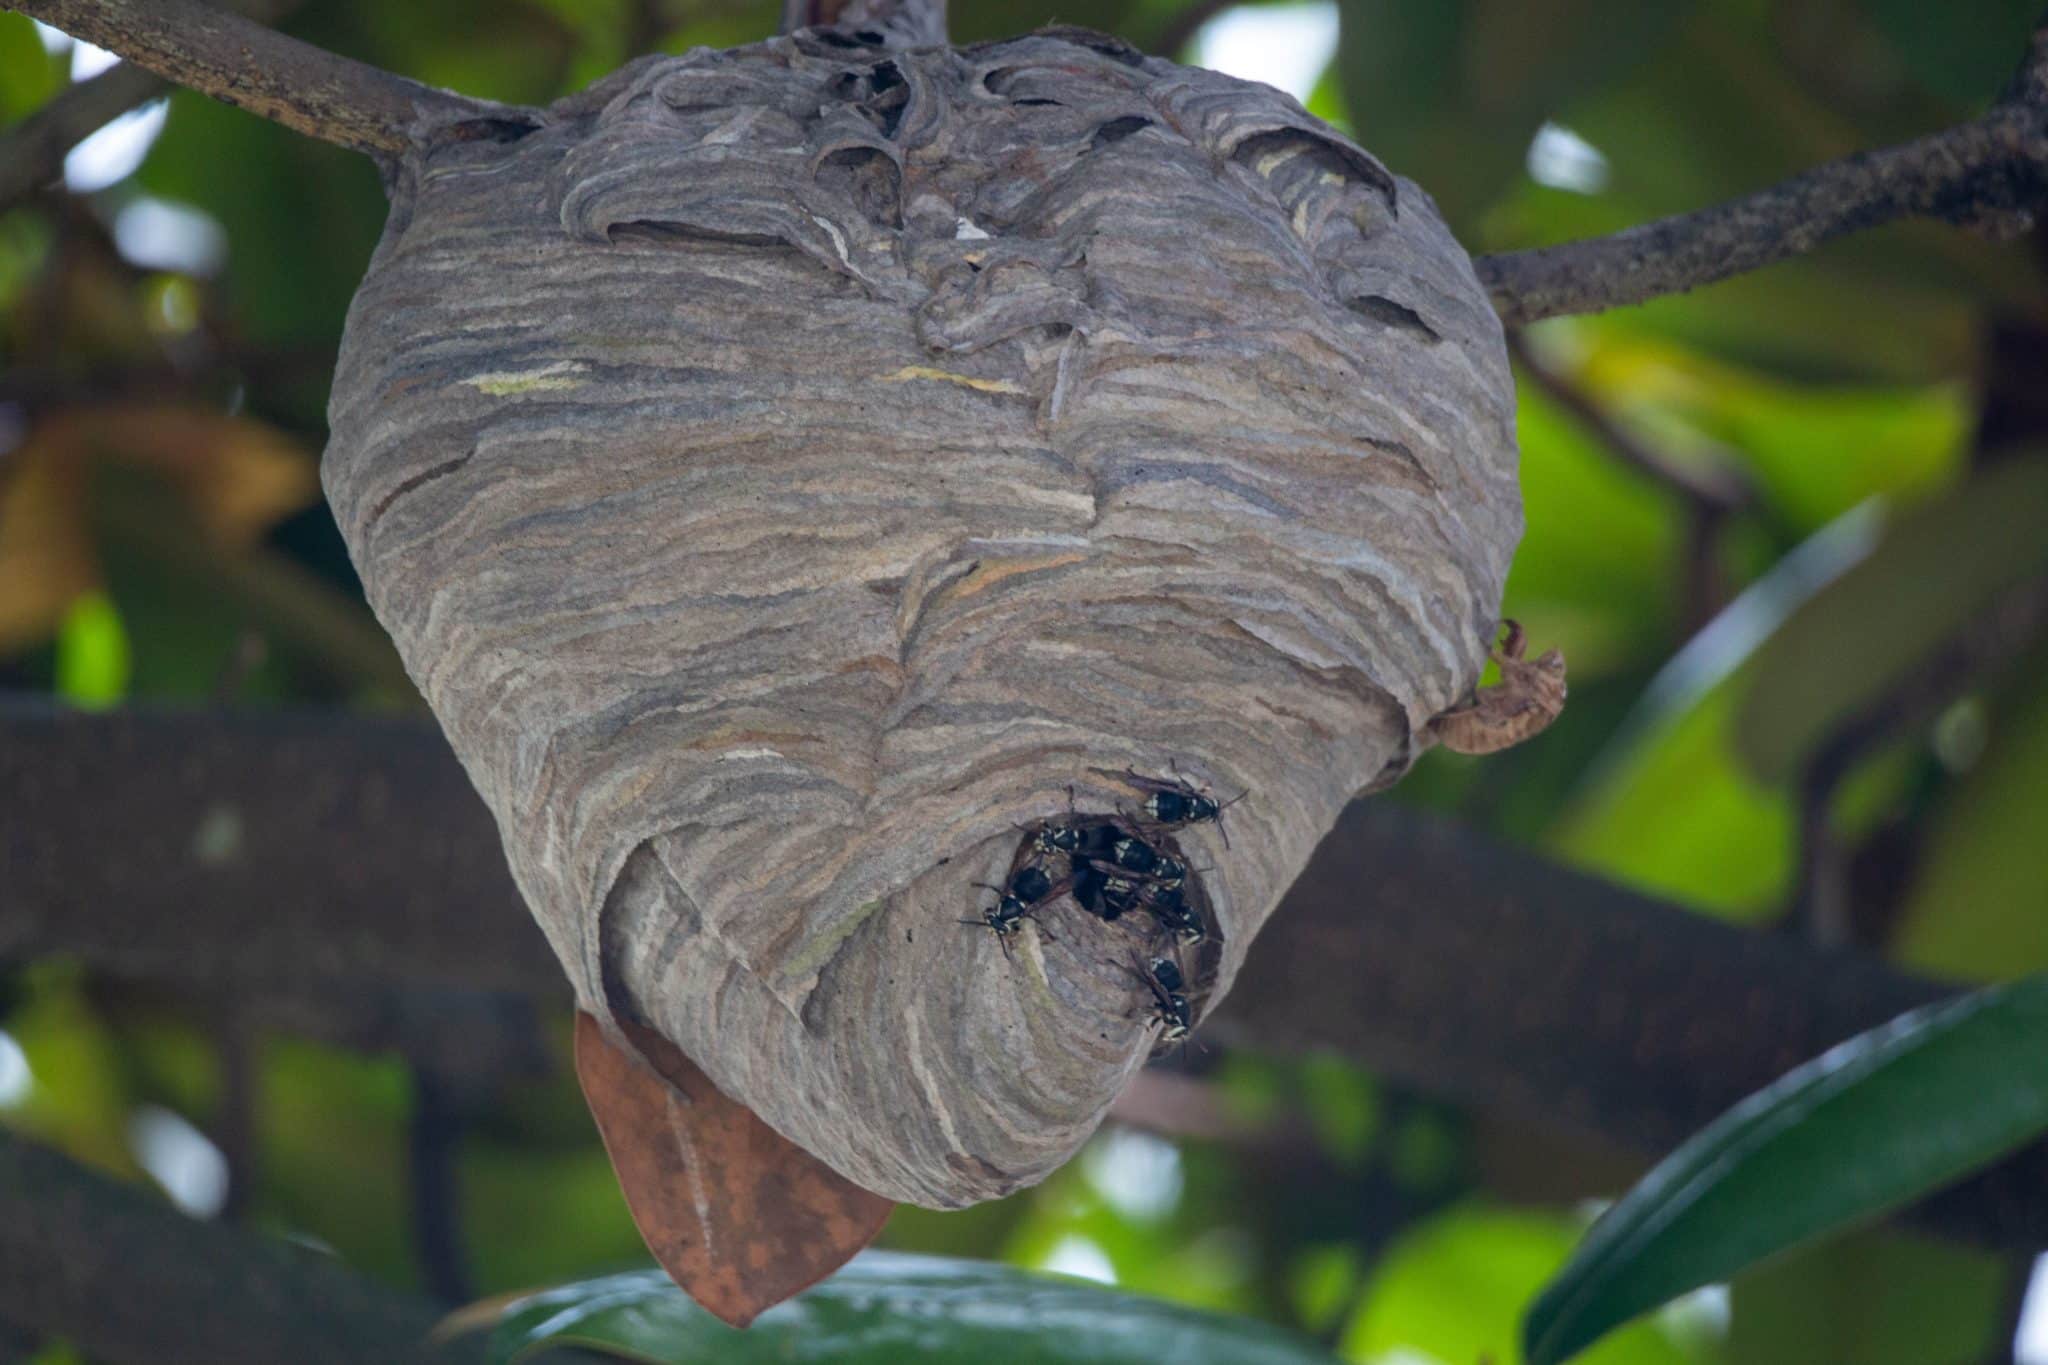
[2,1,2046,1362]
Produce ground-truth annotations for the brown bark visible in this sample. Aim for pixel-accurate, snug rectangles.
[0,61,164,209]
[4,0,505,154]
[0,1126,474,1365]
[7,1,2046,318]
[1476,19,2048,326]
[5,702,2045,1248]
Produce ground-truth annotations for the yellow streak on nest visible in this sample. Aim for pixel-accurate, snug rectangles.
[877,365,1027,396]
[780,899,887,980]
[467,360,588,396]
[1252,147,1298,177]
[942,552,1090,602]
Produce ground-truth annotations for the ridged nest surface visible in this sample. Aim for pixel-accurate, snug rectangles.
[323,24,1520,1207]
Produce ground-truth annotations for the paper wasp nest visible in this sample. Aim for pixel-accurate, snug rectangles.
[323,24,1520,1207]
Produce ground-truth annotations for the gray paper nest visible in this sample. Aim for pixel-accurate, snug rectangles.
[322,25,1520,1208]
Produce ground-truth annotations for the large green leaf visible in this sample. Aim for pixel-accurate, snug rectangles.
[481,1252,1343,1365]
[1734,457,2048,785]
[1522,974,2048,1365]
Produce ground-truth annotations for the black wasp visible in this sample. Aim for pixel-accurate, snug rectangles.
[1087,837,1203,944]
[1102,835,1183,882]
[1117,954,1191,1042]
[1120,767,1245,844]
[1140,881,1205,946]
[961,863,1064,959]
[1073,861,1144,921]
[1028,819,1113,862]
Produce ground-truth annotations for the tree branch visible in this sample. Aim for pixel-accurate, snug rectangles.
[0,60,163,209]
[1505,331,1752,514]
[1218,798,2048,1252]
[1147,0,1231,58]
[777,0,945,45]
[1476,18,2048,325]
[6,701,2047,1248]
[0,1125,477,1365]
[2,0,503,156]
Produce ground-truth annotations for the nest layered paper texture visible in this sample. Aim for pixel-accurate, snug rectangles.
[321,30,1521,1207]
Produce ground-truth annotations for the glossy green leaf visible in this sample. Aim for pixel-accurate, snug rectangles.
[1735,457,2048,785]
[1522,974,2048,1365]
[482,1252,1339,1365]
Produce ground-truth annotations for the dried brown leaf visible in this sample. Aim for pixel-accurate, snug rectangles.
[0,403,319,651]
[572,1010,894,1329]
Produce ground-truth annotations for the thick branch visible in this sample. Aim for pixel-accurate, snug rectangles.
[1478,19,2048,324]
[6,701,2046,1248]
[2,0,498,155]
[0,1126,475,1365]
[1217,800,2048,1252]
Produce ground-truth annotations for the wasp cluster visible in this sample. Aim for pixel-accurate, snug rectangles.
[962,770,1239,1047]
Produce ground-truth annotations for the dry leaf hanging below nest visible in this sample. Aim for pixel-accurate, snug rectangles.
[323,23,1524,1211]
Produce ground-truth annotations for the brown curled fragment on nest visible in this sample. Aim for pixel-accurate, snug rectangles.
[1426,621,1567,755]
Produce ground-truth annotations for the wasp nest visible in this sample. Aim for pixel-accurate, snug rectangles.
[322,24,1520,1207]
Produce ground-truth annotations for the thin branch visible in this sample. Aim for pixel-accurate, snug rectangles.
[1508,331,1752,629]
[1506,332,1752,514]
[408,1068,477,1305]
[0,1125,478,1365]
[778,0,945,45]
[0,60,163,209]
[1477,18,2048,325]
[6,701,2048,1249]
[3,0,506,156]
[1148,0,1232,59]
[1788,573,2048,945]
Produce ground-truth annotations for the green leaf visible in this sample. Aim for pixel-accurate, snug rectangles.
[1522,974,2048,1365]
[482,1252,1342,1365]
[0,15,66,122]
[1735,457,2048,785]
[53,590,131,708]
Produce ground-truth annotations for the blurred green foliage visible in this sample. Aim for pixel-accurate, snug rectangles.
[2,1,2045,1362]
